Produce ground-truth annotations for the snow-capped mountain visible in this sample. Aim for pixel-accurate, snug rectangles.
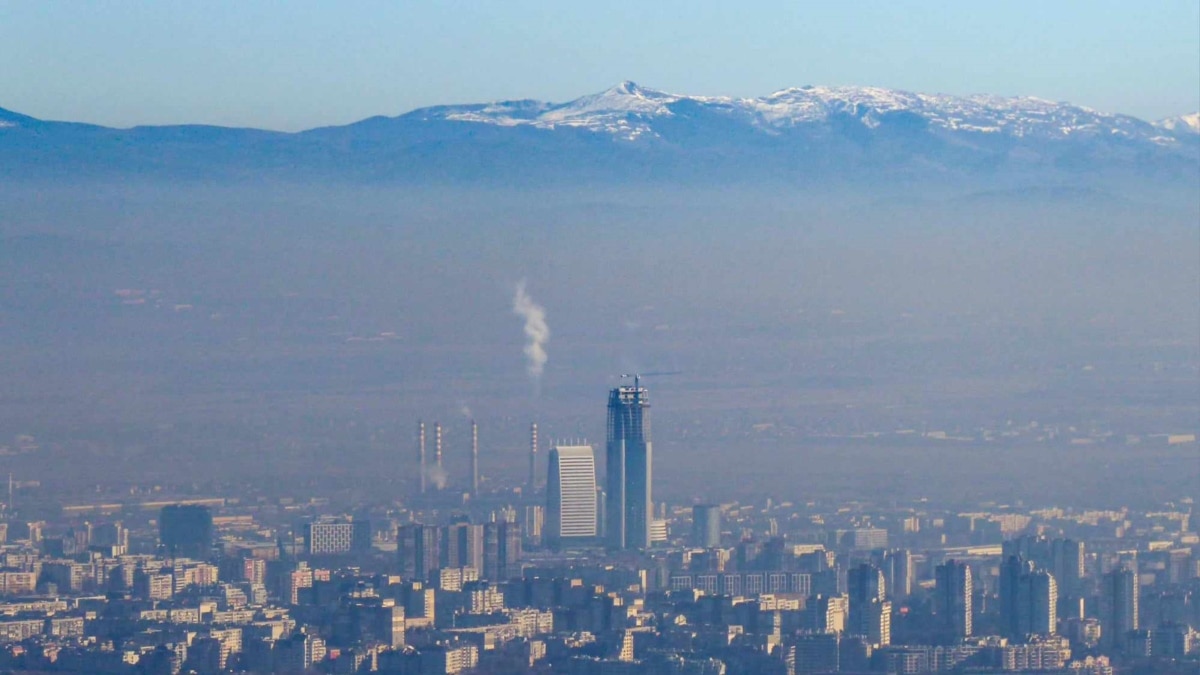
[412,81,1183,145]
[1,83,1196,185]
[1156,112,1200,135]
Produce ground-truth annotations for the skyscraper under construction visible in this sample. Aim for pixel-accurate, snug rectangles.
[606,381,652,549]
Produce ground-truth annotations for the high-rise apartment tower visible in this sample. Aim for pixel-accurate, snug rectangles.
[935,559,973,639]
[692,504,721,548]
[546,445,598,548]
[1102,567,1139,651]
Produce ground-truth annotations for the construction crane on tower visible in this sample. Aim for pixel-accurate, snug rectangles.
[617,371,682,390]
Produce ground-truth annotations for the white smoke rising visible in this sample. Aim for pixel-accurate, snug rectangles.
[425,465,448,490]
[512,281,550,379]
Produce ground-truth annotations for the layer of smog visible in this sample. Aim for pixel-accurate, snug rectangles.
[0,183,1195,509]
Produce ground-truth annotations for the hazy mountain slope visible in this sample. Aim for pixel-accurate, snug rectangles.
[0,84,1197,187]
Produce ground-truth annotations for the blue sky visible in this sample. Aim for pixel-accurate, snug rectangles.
[1,1,1197,130]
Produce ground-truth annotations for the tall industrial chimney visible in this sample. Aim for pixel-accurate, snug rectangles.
[470,420,479,497]
[529,422,539,492]
[435,422,444,481]
[418,420,427,494]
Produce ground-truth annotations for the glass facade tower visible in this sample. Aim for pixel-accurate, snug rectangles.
[606,384,652,549]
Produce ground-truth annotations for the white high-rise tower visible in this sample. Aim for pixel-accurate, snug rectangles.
[546,444,597,548]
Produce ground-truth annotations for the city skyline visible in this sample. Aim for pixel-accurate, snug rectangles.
[0,402,1194,672]
[0,3,1195,672]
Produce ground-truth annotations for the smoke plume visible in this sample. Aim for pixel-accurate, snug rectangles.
[424,464,448,491]
[512,281,550,379]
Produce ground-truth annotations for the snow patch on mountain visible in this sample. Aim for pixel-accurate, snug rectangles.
[745,86,1143,139]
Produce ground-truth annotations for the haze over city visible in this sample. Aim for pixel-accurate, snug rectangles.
[0,3,1196,675]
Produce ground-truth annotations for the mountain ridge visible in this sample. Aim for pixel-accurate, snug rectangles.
[413,81,1193,144]
[1,83,1197,186]
[3,82,1196,137]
